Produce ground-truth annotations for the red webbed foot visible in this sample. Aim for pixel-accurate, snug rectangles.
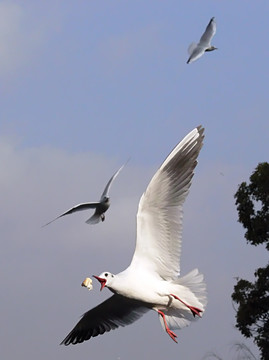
[170,294,203,318]
[158,310,178,343]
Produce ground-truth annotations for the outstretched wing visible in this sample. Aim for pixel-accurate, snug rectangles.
[61,294,149,345]
[42,202,99,226]
[129,126,204,280]
[100,161,128,201]
[199,17,216,46]
[187,45,205,64]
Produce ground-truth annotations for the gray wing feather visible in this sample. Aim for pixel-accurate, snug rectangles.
[188,42,197,55]
[42,202,99,226]
[100,161,128,201]
[199,17,216,46]
[187,45,205,64]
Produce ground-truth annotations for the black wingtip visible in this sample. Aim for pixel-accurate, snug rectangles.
[60,335,70,346]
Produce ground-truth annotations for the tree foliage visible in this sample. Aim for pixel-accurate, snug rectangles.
[232,162,269,360]
[203,342,257,360]
[234,162,269,249]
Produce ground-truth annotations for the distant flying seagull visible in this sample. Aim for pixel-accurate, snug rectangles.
[61,126,207,345]
[187,17,217,64]
[43,163,126,226]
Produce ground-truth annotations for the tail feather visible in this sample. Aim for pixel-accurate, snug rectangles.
[159,308,193,332]
[175,268,207,310]
[159,269,207,332]
[85,214,101,224]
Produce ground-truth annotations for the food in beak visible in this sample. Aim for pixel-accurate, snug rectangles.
[81,277,93,291]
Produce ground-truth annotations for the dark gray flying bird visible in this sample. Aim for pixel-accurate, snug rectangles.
[187,17,217,64]
[43,163,126,226]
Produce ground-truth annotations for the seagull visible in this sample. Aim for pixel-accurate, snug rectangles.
[43,163,126,226]
[187,17,217,64]
[61,126,207,345]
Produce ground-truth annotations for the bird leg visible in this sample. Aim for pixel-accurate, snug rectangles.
[157,310,178,343]
[101,214,105,222]
[170,294,202,318]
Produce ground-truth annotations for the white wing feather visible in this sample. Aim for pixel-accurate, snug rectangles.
[199,17,216,47]
[187,46,205,64]
[129,127,204,280]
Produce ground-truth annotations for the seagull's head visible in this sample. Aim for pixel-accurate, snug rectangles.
[102,196,110,204]
[206,45,218,52]
[93,272,114,291]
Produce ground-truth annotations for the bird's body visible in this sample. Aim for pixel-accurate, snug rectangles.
[104,267,205,312]
[61,126,206,345]
[43,163,125,226]
[187,17,217,64]
[86,198,110,224]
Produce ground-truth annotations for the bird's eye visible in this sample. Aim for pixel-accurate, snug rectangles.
[104,273,108,277]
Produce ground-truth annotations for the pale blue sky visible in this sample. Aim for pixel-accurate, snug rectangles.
[0,1,268,359]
